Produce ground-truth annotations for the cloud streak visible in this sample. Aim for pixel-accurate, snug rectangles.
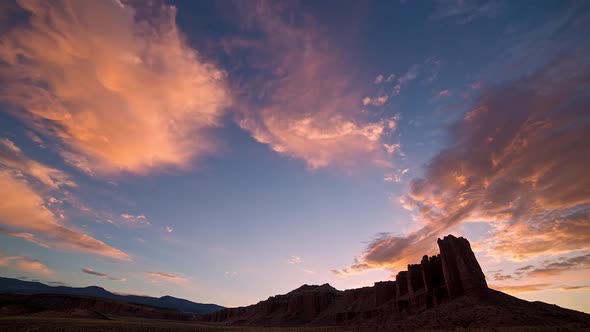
[0,0,230,175]
[82,268,126,281]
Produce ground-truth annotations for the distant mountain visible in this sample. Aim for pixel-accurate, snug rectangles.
[0,277,223,315]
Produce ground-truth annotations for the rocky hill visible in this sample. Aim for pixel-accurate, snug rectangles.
[203,235,590,330]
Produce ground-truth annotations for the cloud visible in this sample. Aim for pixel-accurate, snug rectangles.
[0,137,76,189]
[289,256,303,264]
[120,213,150,226]
[0,254,53,276]
[492,283,590,294]
[229,2,396,170]
[431,0,504,24]
[525,254,590,278]
[437,89,451,97]
[385,74,396,82]
[145,271,188,283]
[0,0,230,175]
[374,74,384,84]
[0,169,130,260]
[392,65,419,96]
[337,51,590,273]
[82,268,126,281]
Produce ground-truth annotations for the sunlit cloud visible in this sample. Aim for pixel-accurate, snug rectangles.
[82,268,126,282]
[229,2,396,170]
[0,140,129,260]
[337,52,590,274]
[0,137,76,189]
[145,271,188,283]
[0,0,230,175]
[492,283,590,294]
[0,254,54,276]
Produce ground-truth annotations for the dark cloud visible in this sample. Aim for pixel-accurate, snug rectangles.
[82,268,125,281]
[526,253,590,278]
[337,50,590,273]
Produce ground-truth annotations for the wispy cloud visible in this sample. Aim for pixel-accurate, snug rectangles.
[392,65,420,96]
[0,0,230,175]
[337,52,590,273]
[0,142,129,260]
[492,283,590,294]
[120,214,150,226]
[289,256,303,264]
[0,254,53,276]
[145,271,188,283]
[82,268,126,282]
[230,2,396,170]
[431,0,504,24]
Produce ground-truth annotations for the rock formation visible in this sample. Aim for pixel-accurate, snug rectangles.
[203,234,490,326]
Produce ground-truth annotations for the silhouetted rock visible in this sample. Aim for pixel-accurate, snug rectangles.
[203,234,590,330]
[437,234,488,298]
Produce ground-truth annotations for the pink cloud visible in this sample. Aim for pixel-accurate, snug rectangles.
[230,2,396,170]
[0,254,54,276]
[0,0,230,175]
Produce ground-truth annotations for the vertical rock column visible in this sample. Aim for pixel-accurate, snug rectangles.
[437,235,487,299]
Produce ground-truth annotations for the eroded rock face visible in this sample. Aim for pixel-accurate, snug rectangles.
[438,235,488,298]
[204,235,488,326]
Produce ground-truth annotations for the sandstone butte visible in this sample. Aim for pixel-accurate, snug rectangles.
[203,235,590,330]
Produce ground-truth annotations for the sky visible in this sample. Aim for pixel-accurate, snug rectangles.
[0,0,589,313]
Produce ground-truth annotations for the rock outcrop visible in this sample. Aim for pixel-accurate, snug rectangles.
[203,234,490,326]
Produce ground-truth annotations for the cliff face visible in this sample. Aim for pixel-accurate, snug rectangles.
[204,234,489,326]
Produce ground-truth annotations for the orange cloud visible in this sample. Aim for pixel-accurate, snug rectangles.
[337,52,590,274]
[229,2,396,170]
[0,0,230,175]
[0,169,130,260]
[0,254,54,276]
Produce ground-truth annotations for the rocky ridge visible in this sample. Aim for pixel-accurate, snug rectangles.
[203,235,590,330]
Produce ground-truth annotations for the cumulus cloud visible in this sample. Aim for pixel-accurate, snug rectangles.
[337,52,590,273]
[0,254,53,276]
[229,2,396,169]
[82,268,126,281]
[0,0,230,175]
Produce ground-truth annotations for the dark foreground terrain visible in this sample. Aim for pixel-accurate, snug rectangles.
[1,236,589,331]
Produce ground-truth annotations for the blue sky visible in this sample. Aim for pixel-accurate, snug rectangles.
[0,0,589,312]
